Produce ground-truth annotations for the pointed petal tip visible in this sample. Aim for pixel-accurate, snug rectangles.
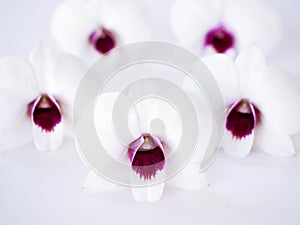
[258,133,297,158]
[259,145,296,158]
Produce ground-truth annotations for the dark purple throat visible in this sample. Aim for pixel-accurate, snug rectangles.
[89,27,116,54]
[128,134,165,180]
[30,95,62,132]
[204,26,235,53]
[226,99,260,139]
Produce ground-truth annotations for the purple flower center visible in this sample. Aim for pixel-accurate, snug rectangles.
[89,27,116,55]
[204,26,235,53]
[226,99,260,139]
[128,134,165,180]
[28,94,62,132]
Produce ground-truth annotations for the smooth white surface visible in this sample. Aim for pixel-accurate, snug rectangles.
[0,0,300,224]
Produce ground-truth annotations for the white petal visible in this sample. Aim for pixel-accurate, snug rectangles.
[223,130,254,157]
[51,0,100,62]
[128,96,182,156]
[94,92,136,163]
[32,121,64,151]
[130,169,149,202]
[171,0,224,51]
[235,45,266,99]
[0,117,32,152]
[177,80,220,169]
[102,0,152,43]
[62,115,74,138]
[223,0,282,53]
[83,170,124,192]
[0,56,38,135]
[202,54,240,104]
[29,42,57,92]
[252,65,300,134]
[50,53,87,100]
[126,79,183,155]
[126,79,161,135]
[179,90,215,165]
[50,53,87,120]
[254,121,296,157]
[130,167,165,202]
[168,163,208,190]
[131,187,147,202]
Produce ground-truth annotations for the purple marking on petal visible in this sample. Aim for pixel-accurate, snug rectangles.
[128,135,144,161]
[30,95,62,132]
[89,27,116,55]
[226,99,260,139]
[204,26,235,53]
[128,134,165,180]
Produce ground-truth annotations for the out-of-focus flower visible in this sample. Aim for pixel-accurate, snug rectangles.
[0,42,87,151]
[83,92,208,202]
[51,0,153,63]
[171,0,282,56]
[202,45,300,157]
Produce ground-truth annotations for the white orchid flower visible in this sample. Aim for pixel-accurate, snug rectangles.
[83,88,210,202]
[0,42,87,151]
[202,45,300,157]
[51,0,153,63]
[171,0,282,56]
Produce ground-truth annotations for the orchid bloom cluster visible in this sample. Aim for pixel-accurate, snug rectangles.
[0,0,299,203]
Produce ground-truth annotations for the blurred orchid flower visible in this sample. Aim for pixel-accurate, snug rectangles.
[51,0,152,63]
[171,0,282,56]
[83,91,209,202]
[203,45,300,157]
[0,42,87,151]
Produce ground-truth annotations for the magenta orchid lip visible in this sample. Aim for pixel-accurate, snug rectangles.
[28,94,62,132]
[204,26,235,53]
[226,99,260,139]
[128,133,166,180]
[89,27,116,55]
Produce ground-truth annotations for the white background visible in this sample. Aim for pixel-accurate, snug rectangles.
[1,0,300,224]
